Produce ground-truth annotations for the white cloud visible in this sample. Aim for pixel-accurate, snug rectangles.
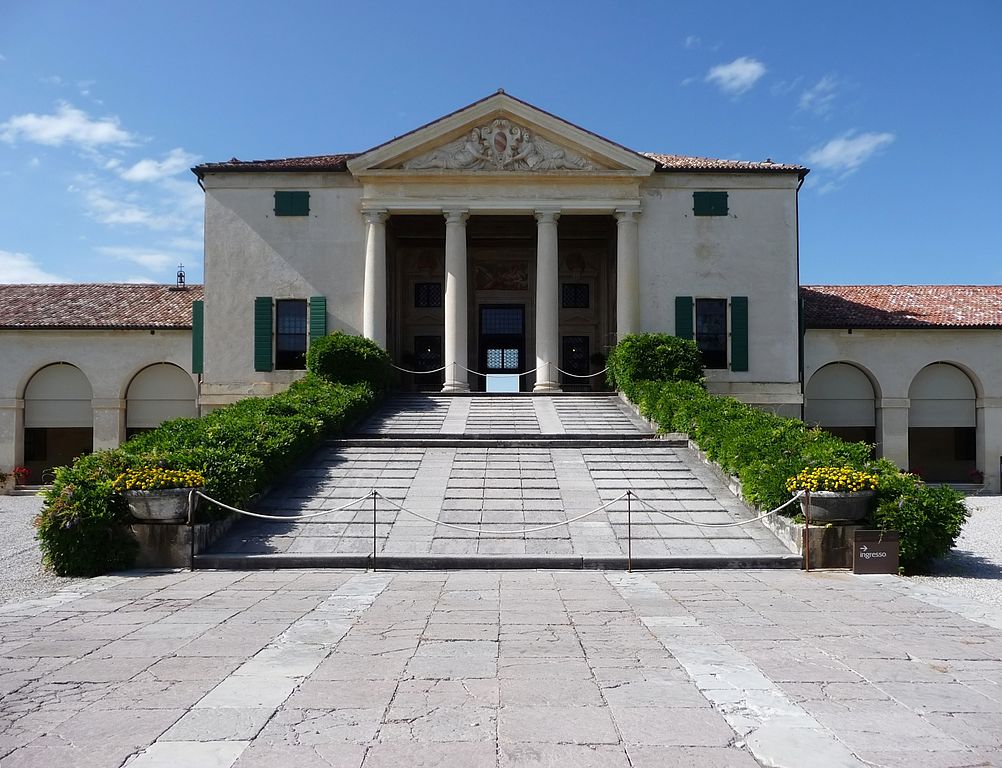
[120,148,199,182]
[799,76,839,116]
[0,102,132,148]
[95,245,177,271]
[0,250,69,283]
[684,35,701,49]
[706,57,766,95]
[123,275,158,284]
[806,131,895,174]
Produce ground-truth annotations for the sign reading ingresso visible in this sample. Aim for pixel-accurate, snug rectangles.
[852,530,900,574]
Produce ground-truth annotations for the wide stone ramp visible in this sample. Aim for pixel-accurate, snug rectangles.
[201,394,799,569]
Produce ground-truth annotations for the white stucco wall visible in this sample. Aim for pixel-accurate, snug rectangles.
[0,328,195,470]
[639,172,802,411]
[201,172,364,406]
[805,327,1002,491]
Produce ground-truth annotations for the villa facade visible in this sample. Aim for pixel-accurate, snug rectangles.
[1,93,1000,491]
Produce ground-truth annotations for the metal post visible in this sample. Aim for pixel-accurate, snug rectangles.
[371,490,378,571]
[803,490,811,572]
[187,489,196,571]
[627,491,633,573]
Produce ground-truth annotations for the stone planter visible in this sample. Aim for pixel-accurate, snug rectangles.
[801,491,874,523]
[125,488,198,523]
[0,475,14,495]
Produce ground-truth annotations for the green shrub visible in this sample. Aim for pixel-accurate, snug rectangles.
[873,479,968,572]
[36,453,136,577]
[35,375,378,576]
[607,334,704,391]
[620,378,968,573]
[627,380,869,510]
[307,331,393,390]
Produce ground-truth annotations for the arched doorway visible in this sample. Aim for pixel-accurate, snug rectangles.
[23,363,93,483]
[126,363,197,439]
[908,363,977,482]
[805,363,876,447]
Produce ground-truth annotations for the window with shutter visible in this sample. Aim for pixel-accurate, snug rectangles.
[275,299,308,370]
[274,191,310,216]
[693,191,728,216]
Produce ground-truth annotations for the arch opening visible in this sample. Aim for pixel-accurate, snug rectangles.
[908,363,977,483]
[805,363,876,451]
[126,363,197,440]
[22,363,93,483]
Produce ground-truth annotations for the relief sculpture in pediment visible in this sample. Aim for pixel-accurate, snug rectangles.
[403,119,597,171]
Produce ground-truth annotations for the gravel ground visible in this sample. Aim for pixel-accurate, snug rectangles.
[0,494,82,606]
[912,495,1002,606]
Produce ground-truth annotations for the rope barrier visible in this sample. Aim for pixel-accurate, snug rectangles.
[635,491,804,528]
[390,360,607,380]
[553,366,609,379]
[195,490,373,521]
[390,363,450,375]
[198,487,802,533]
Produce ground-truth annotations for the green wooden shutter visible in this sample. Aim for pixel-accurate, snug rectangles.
[309,295,327,343]
[191,300,204,374]
[274,191,310,216]
[693,191,728,216]
[254,296,274,372]
[675,296,694,340]
[730,296,749,372]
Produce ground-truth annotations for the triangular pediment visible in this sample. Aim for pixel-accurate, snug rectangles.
[347,91,656,176]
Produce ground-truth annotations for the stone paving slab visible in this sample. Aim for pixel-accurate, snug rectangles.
[3,569,1002,767]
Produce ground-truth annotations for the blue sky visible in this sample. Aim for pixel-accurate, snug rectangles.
[1,1,999,286]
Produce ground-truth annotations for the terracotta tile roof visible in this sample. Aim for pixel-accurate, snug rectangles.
[802,285,1002,329]
[193,154,357,176]
[194,151,806,177]
[0,284,204,330]
[642,153,807,176]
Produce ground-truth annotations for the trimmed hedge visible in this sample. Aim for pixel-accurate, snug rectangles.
[307,331,392,390]
[614,338,969,573]
[607,333,704,391]
[36,374,377,576]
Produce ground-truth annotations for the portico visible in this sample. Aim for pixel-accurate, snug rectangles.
[347,92,653,392]
[359,204,639,392]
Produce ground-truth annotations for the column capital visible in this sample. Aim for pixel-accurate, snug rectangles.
[534,208,561,224]
[443,208,469,225]
[362,208,388,225]
[615,207,642,222]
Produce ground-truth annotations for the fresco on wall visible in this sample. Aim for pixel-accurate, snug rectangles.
[474,260,529,291]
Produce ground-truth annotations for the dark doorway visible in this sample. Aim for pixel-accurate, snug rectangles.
[479,305,525,391]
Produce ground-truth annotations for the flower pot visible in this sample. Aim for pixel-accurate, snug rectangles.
[125,488,197,523]
[801,491,874,523]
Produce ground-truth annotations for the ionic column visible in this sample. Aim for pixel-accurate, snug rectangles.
[362,208,388,347]
[534,209,561,392]
[615,208,641,340]
[443,209,470,393]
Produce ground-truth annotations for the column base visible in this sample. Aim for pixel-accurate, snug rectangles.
[441,381,470,393]
[533,380,562,393]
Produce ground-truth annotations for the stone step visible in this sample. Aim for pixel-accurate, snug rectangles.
[194,552,804,571]
[335,435,681,448]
